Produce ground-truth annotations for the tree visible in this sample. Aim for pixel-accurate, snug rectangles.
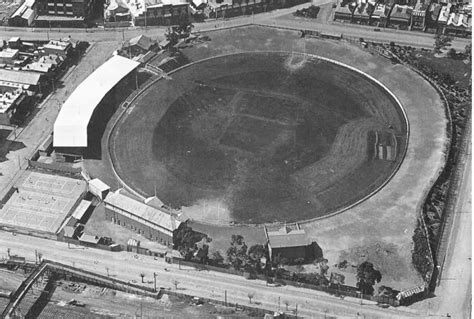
[464,43,471,60]
[227,235,249,270]
[176,13,193,37]
[447,48,457,59]
[231,234,244,246]
[433,33,453,54]
[171,279,179,290]
[165,28,179,46]
[329,272,345,286]
[140,272,145,283]
[211,251,224,266]
[173,224,207,261]
[356,261,382,295]
[248,244,266,272]
[247,292,255,304]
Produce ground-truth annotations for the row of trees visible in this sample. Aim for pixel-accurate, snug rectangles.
[226,235,267,274]
[175,229,385,296]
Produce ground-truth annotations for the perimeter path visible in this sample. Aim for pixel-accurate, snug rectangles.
[0,231,424,319]
[0,41,119,198]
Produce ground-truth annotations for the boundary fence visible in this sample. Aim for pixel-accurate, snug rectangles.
[390,49,471,292]
[172,258,399,306]
[434,113,471,286]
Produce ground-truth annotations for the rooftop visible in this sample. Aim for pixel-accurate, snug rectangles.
[266,225,312,249]
[127,34,156,51]
[390,4,413,21]
[0,68,42,86]
[89,178,111,193]
[53,54,139,147]
[0,49,19,59]
[23,62,53,73]
[104,189,181,232]
[0,90,24,113]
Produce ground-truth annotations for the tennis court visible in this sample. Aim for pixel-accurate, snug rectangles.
[0,171,86,233]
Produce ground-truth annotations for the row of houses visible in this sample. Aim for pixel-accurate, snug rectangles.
[0,37,75,125]
[103,0,309,26]
[334,0,471,37]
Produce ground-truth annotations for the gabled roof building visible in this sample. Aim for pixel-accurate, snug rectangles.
[103,189,184,247]
[264,223,317,263]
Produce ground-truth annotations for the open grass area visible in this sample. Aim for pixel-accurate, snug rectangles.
[113,52,406,224]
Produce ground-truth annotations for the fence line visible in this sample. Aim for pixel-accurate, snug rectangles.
[435,112,471,285]
[172,258,400,306]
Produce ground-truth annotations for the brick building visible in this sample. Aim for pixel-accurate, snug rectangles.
[37,0,95,17]
[129,0,189,26]
[207,0,308,19]
[264,224,318,263]
[103,189,183,247]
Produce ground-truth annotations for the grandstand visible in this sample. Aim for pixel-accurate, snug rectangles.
[53,55,140,158]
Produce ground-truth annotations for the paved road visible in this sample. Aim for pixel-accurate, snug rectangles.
[0,1,470,50]
[0,231,424,318]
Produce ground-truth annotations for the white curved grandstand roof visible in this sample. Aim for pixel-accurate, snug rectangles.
[53,55,140,147]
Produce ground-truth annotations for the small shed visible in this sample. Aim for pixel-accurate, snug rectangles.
[88,178,110,200]
[71,199,92,223]
[79,234,100,245]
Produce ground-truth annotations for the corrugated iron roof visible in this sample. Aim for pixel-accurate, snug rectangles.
[128,35,155,51]
[89,178,110,192]
[53,55,139,147]
[104,190,181,232]
[267,226,312,248]
[71,199,92,220]
[0,69,41,86]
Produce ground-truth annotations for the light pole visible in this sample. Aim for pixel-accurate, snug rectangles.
[153,272,157,292]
